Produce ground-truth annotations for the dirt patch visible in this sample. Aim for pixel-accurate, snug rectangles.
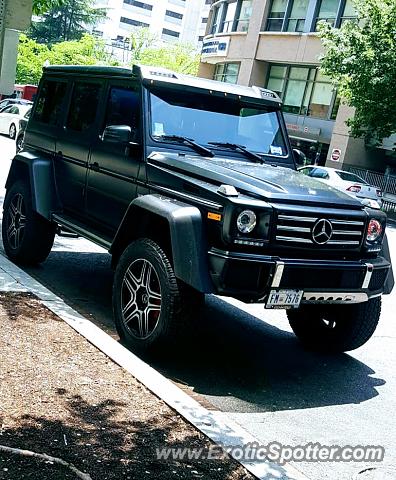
[0,293,253,480]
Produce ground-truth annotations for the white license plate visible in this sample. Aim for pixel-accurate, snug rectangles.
[265,289,303,309]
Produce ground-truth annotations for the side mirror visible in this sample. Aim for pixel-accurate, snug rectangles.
[101,125,133,144]
[293,148,306,166]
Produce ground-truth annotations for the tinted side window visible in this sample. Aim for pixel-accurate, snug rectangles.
[309,168,329,179]
[104,87,140,131]
[33,80,67,125]
[67,82,102,132]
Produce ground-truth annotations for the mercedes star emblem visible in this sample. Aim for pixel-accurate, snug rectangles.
[312,218,333,244]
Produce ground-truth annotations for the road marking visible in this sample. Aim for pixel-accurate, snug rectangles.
[0,253,311,480]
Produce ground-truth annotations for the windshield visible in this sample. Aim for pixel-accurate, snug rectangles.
[149,88,287,158]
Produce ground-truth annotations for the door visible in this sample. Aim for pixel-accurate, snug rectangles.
[55,80,104,217]
[0,105,15,133]
[86,82,142,234]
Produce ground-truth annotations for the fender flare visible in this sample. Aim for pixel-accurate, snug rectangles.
[382,232,394,295]
[110,194,214,293]
[5,152,59,220]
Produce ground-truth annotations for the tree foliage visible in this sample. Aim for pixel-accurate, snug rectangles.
[30,0,106,44]
[32,0,66,15]
[139,44,200,75]
[16,34,118,85]
[126,29,200,75]
[318,0,396,144]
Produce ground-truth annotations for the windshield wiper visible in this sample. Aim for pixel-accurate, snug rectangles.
[208,142,264,164]
[155,135,214,158]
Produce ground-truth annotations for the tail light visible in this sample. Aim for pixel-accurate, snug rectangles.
[376,189,383,197]
[347,185,361,193]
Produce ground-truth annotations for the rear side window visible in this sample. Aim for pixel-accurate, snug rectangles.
[336,170,367,184]
[33,80,67,125]
[66,82,102,132]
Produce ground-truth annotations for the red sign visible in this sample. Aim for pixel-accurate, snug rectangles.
[331,148,341,161]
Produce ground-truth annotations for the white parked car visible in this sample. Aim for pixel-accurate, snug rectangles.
[298,166,383,206]
[0,104,31,140]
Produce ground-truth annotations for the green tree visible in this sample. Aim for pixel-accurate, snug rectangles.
[32,0,66,15]
[138,43,200,75]
[30,0,106,44]
[318,0,396,145]
[128,28,158,63]
[16,34,118,85]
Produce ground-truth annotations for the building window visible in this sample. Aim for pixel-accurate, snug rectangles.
[210,0,252,34]
[339,0,357,25]
[123,0,153,10]
[120,16,149,27]
[265,0,309,32]
[213,63,240,84]
[162,28,180,38]
[315,0,357,29]
[202,17,208,23]
[266,65,339,120]
[165,10,183,20]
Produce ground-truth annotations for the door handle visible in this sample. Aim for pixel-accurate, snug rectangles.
[91,162,100,172]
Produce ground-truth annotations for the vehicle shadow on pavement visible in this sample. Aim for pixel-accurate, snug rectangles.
[155,296,386,413]
[22,250,385,415]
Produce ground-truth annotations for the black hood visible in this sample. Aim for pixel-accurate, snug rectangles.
[148,153,363,209]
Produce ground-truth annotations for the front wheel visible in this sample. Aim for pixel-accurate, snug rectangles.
[113,238,204,355]
[2,180,56,265]
[287,298,381,352]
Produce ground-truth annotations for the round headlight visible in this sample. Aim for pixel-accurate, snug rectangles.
[237,210,257,234]
[367,219,382,242]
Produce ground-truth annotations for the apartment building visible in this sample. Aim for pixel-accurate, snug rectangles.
[94,0,211,55]
[198,0,395,172]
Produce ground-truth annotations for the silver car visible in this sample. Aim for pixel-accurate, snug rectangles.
[299,166,383,206]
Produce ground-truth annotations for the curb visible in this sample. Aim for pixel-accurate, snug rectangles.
[0,253,311,480]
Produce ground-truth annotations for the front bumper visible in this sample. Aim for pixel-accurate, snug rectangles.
[208,248,391,304]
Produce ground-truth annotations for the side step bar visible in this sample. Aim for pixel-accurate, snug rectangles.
[52,214,112,250]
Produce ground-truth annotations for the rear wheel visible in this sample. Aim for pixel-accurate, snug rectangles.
[9,123,16,140]
[113,238,204,355]
[287,298,381,352]
[2,180,56,264]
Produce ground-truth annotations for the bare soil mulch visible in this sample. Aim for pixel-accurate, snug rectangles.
[0,293,253,480]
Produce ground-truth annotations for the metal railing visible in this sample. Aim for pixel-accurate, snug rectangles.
[343,165,396,221]
[344,165,396,196]
[382,198,396,222]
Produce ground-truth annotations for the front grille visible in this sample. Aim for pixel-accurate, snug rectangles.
[279,265,366,289]
[275,214,365,249]
[368,268,388,291]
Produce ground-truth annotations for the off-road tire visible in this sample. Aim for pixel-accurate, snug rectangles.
[287,297,381,352]
[2,180,56,264]
[113,238,204,354]
[16,132,24,152]
[9,123,16,140]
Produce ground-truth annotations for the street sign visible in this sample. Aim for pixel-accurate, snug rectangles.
[331,148,342,162]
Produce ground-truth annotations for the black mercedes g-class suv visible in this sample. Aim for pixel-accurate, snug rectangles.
[2,65,393,354]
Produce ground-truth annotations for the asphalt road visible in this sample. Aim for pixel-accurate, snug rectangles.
[0,135,395,480]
